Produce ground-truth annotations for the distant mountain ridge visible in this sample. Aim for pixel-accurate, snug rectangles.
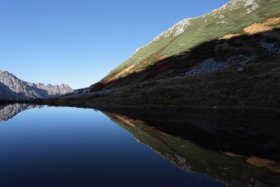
[0,70,73,100]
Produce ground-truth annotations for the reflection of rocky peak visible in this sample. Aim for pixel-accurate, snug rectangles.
[0,70,73,100]
[0,104,40,121]
[104,112,197,172]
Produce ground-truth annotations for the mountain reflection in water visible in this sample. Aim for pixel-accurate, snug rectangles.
[103,108,280,187]
[0,104,279,187]
[0,104,41,121]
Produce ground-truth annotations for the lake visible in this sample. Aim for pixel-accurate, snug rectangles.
[0,104,279,187]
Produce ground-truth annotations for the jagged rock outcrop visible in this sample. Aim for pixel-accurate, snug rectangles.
[0,70,73,100]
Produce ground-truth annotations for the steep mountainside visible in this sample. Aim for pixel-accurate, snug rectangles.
[90,0,280,90]
[44,0,280,109]
[0,70,73,100]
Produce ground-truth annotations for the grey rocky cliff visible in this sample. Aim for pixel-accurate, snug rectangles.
[0,70,73,100]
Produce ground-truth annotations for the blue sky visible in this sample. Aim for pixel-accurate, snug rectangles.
[0,0,229,89]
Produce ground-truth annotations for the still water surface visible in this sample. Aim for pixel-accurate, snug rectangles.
[0,105,225,187]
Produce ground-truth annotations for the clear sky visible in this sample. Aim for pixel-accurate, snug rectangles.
[0,0,229,89]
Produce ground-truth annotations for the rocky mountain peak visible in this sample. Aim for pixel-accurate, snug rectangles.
[217,0,259,14]
[143,0,260,49]
[153,18,191,42]
[0,70,73,100]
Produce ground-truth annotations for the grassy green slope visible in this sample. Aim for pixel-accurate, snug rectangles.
[101,0,280,84]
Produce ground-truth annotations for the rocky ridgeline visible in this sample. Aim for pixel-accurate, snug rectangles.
[0,70,73,100]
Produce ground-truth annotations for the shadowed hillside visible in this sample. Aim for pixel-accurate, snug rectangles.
[43,28,280,109]
[96,0,280,89]
[90,27,280,91]
[29,0,280,110]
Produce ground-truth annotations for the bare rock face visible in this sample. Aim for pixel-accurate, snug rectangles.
[0,70,73,100]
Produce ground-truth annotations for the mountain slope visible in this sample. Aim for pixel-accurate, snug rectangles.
[44,0,280,109]
[0,70,73,100]
[92,0,280,90]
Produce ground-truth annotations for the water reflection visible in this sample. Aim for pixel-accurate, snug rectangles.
[103,110,280,187]
[0,104,41,121]
[0,104,279,186]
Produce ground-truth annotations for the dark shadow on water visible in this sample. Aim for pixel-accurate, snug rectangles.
[101,107,280,161]
[0,104,279,186]
[102,108,280,187]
